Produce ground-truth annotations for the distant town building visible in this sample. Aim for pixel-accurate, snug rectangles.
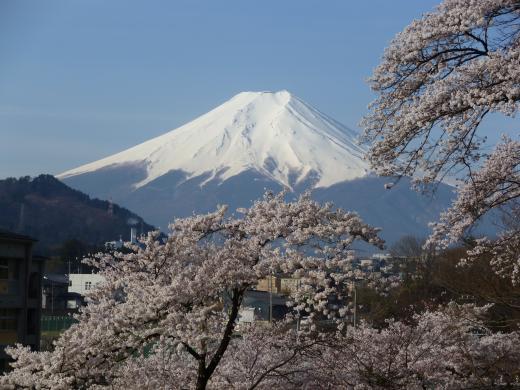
[104,226,140,251]
[104,236,124,251]
[280,277,300,294]
[237,307,256,325]
[0,229,45,371]
[68,273,105,296]
[372,253,391,261]
[256,275,300,295]
[42,273,82,313]
[256,275,281,294]
[239,290,289,323]
[360,259,374,267]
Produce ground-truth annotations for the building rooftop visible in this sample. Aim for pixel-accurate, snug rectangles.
[43,273,69,285]
[0,229,37,243]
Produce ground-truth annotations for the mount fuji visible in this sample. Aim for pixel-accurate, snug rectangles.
[58,91,455,243]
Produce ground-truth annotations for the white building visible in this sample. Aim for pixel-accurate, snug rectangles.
[68,274,105,295]
[238,307,256,325]
[104,238,123,251]
[372,253,391,261]
[360,259,374,267]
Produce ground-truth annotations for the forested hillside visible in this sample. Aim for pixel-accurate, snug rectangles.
[0,175,155,254]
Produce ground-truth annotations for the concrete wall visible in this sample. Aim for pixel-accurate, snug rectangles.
[68,274,105,295]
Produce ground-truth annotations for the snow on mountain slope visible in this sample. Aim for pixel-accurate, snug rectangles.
[58,90,369,189]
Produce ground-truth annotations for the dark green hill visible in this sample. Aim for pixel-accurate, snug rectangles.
[0,174,156,254]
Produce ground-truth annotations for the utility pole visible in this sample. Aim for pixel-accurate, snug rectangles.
[268,274,273,323]
[296,279,301,341]
[353,283,357,327]
[349,281,357,327]
[51,282,54,315]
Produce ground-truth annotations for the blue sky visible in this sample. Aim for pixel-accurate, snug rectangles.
[1,0,516,178]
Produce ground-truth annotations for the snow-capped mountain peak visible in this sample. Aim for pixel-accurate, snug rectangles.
[58,90,369,189]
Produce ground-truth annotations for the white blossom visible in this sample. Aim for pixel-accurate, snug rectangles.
[362,0,520,282]
[1,193,382,389]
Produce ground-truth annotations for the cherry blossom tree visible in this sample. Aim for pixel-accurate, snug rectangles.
[1,193,383,389]
[211,323,314,389]
[427,137,520,281]
[305,303,520,389]
[67,304,520,389]
[3,188,519,389]
[361,0,520,281]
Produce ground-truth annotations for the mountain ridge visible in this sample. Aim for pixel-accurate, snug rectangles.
[58,90,458,244]
[58,90,369,190]
[0,175,156,253]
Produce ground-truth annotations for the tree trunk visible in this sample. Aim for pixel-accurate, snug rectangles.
[193,288,244,389]
[196,358,208,390]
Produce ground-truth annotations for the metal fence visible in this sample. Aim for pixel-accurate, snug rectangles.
[41,316,77,332]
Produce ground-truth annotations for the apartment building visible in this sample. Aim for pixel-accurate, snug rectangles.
[0,229,44,371]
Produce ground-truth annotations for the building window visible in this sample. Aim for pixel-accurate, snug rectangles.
[0,260,8,280]
[0,259,18,281]
[11,261,19,280]
[28,273,40,299]
[85,281,92,290]
[0,308,18,344]
[27,309,37,335]
[0,309,17,331]
[0,309,18,344]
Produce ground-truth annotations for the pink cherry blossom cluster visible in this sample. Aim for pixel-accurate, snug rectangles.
[0,193,383,389]
[428,137,520,282]
[362,0,520,282]
[303,303,520,389]
[1,195,519,388]
[362,0,519,184]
